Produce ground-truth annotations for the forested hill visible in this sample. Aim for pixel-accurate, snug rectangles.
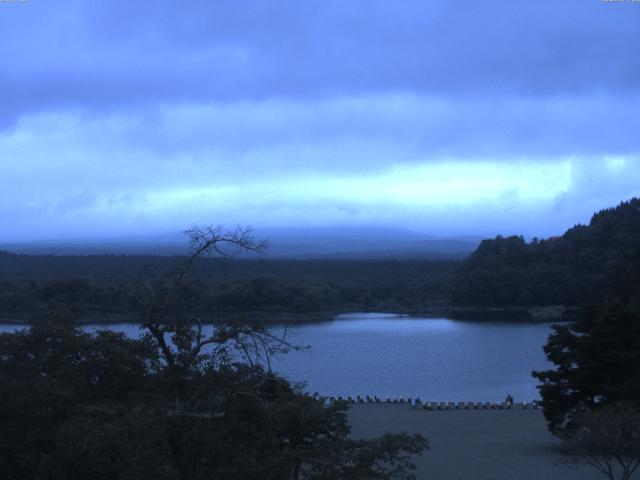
[449,198,640,307]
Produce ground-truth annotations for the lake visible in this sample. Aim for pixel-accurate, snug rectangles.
[0,313,554,402]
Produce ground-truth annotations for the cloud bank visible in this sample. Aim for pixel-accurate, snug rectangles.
[0,0,639,241]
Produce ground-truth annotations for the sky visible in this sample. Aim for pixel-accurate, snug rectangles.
[1,0,639,243]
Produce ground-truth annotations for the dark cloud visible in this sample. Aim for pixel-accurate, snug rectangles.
[1,0,639,123]
[1,0,639,241]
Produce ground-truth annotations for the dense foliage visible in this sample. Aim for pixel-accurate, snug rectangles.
[559,404,640,480]
[0,257,455,321]
[515,200,640,479]
[533,303,640,432]
[0,321,426,480]
[450,198,640,306]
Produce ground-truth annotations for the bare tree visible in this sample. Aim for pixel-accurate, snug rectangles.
[118,225,300,375]
[561,404,640,480]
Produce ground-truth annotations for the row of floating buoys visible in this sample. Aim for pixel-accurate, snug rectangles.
[420,400,539,410]
[311,393,540,410]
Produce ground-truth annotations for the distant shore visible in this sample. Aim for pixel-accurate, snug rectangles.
[0,304,578,326]
[413,304,579,322]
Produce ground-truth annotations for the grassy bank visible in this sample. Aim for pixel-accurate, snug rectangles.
[348,404,601,480]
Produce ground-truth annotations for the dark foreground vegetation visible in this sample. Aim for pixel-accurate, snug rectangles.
[0,321,426,480]
[532,301,640,480]
[0,227,426,480]
[528,201,640,479]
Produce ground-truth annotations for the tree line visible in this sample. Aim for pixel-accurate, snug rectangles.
[0,256,455,322]
[450,198,640,307]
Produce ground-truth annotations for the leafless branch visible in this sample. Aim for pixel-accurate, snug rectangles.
[114,224,304,375]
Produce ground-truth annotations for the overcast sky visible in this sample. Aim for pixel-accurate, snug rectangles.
[1,0,639,242]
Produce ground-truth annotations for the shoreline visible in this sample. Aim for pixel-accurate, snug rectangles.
[0,304,578,326]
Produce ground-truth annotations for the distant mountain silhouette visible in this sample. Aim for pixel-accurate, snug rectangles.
[1,226,480,259]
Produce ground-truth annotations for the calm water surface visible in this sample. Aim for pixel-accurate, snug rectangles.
[0,313,554,402]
